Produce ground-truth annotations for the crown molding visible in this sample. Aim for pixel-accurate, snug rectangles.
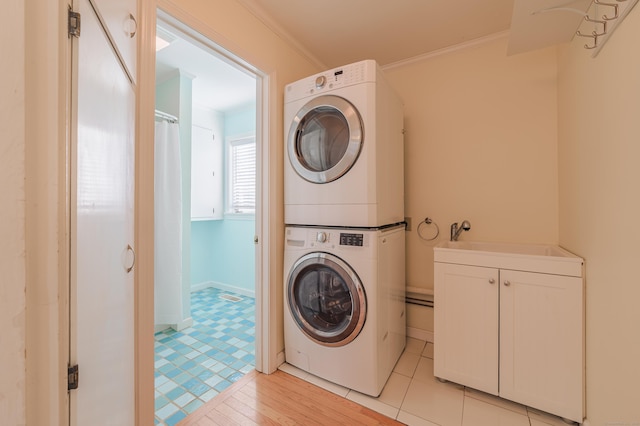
[236,0,327,70]
[383,31,510,71]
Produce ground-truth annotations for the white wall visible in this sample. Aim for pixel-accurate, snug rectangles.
[0,0,26,424]
[558,6,640,424]
[19,0,638,423]
[384,35,559,332]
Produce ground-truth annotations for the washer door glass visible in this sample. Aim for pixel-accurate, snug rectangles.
[287,252,366,347]
[288,95,363,184]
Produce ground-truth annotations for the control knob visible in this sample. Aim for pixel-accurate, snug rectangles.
[316,232,327,243]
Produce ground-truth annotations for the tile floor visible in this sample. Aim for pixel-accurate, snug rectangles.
[154,287,255,426]
[279,337,576,426]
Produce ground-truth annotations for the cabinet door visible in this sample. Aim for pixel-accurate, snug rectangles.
[499,270,583,422]
[434,263,499,395]
[91,0,137,81]
[191,125,223,220]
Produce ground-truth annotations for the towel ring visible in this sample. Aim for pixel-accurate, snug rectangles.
[417,217,439,241]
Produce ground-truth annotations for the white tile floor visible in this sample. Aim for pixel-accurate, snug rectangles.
[279,338,576,426]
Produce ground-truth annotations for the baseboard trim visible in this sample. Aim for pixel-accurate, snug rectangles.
[407,327,434,343]
[154,316,193,333]
[173,317,193,331]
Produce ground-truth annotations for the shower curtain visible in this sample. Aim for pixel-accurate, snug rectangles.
[154,120,183,326]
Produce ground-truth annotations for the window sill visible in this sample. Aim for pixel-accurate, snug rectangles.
[224,212,255,221]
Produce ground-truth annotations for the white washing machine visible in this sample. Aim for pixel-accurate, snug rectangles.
[284,60,404,228]
[283,224,406,397]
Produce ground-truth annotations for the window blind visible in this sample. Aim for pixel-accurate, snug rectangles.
[229,138,256,213]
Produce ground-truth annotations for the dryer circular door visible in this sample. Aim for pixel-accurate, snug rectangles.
[287,95,363,184]
[287,252,366,347]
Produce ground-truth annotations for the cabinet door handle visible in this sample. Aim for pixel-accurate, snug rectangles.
[488,278,495,284]
[504,280,511,286]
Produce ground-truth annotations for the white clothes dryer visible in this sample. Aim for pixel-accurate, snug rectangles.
[283,224,406,397]
[284,60,404,227]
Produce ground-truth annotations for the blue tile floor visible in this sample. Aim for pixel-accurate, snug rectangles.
[154,287,255,426]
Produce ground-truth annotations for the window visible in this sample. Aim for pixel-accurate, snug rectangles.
[227,136,256,214]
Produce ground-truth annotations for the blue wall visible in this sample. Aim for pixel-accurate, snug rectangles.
[191,103,256,295]
[225,104,256,136]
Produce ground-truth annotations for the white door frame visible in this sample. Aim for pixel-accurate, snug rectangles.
[154,7,276,373]
[255,71,279,375]
[137,3,279,423]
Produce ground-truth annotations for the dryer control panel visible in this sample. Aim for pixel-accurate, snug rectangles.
[284,59,376,102]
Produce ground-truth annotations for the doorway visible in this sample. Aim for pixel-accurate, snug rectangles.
[153,14,259,425]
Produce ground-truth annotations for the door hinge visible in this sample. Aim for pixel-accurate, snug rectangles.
[68,364,79,390]
[68,7,81,38]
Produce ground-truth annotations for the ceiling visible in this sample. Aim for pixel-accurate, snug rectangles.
[156,1,516,113]
[237,0,517,69]
[155,0,586,113]
[155,28,257,113]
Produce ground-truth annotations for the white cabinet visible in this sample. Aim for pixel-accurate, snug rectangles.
[91,0,137,81]
[191,124,223,220]
[499,269,583,421]
[434,263,499,395]
[434,244,584,423]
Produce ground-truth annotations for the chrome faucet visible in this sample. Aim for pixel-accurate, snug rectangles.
[450,220,471,241]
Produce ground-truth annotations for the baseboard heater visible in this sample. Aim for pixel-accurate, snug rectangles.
[405,286,434,308]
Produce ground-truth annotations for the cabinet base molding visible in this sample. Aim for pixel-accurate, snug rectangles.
[407,326,433,343]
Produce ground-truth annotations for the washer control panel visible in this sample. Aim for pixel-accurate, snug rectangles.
[285,227,371,249]
[339,233,364,247]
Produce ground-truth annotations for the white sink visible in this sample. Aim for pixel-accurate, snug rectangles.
[434,241,583,277]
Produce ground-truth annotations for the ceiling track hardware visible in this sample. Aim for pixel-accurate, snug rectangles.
[575,0,638,56]
[575,30,599,49]
[584,15,607,36]
[594,0,620,19]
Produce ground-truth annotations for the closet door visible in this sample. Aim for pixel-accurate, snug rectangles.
[69,0,135,423]
[91,0,137,81]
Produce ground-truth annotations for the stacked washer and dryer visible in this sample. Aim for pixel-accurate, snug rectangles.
[283,60,406,397]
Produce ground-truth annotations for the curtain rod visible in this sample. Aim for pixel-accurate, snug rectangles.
[155,109,179,123]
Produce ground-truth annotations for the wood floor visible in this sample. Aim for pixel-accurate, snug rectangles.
[178,369,405,425]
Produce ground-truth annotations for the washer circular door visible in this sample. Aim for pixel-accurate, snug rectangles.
[287,252,366,347]
[288,95,363,184]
